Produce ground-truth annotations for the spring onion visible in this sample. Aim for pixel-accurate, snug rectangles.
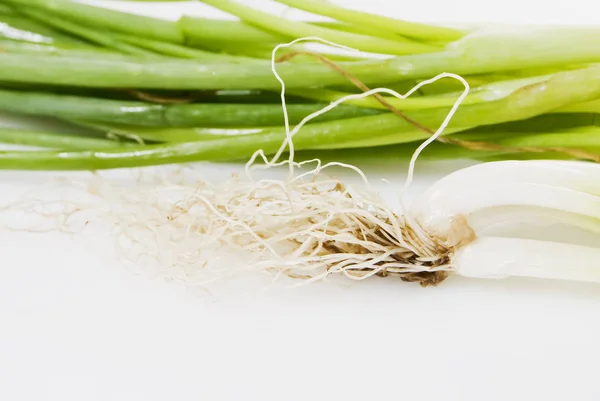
[0,0,599,288]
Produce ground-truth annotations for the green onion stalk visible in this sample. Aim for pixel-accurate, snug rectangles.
[0,88,383,127]
[0,26,598,90]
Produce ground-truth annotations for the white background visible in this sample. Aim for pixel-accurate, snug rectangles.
[2,1,600,400]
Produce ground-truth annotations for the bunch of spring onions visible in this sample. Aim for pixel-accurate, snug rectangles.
[0,0,599,287]
[0,0,598,167]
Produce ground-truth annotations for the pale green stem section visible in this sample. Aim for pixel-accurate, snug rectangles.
[274,0,465,41]
[197,0,440,55]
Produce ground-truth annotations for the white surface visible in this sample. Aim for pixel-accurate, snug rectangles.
[2,1,600,401]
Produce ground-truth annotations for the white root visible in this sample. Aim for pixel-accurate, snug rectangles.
[30,165,451,287]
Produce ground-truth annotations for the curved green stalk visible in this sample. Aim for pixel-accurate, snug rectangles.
[274,0,465,42]
[197,0,440,55]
